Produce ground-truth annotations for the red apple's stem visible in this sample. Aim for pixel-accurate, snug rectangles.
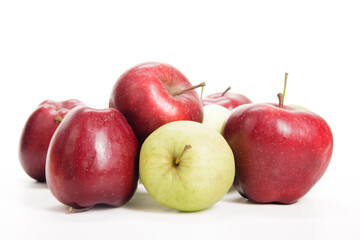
[282,72,288,103]
[277,72,288,108]
[68,206,94,213]
[277,93,284,108]
[221,86,231,97]
[55,116,63,123]
[200,84,205,100]
[173,82,206,96]
[175,144,192,165]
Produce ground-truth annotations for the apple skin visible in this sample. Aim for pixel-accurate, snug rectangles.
[202,90,252,110]
[46,106,139,209]
[19,99,84,182]
[223,103,333,204]
[202,105,230,134]
[109,62,203,143]
[140,121,235,212]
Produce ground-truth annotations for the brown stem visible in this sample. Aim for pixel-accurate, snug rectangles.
[175,145,192,165]
[173,82,206,96]
[277,93,284,108]
[68,206,94,213]
[221,86,231,96]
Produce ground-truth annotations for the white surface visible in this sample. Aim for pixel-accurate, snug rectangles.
[1,0,359,239]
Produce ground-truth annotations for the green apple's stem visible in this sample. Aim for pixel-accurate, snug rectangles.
[55,116,63,123]
[175,144,192,166]
[221,86,231,97]
[173,82,206,96]
[68,206,93,213]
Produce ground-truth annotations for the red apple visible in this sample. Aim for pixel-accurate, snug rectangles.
[46,106,139,211]
[223,93,333,204]
[109,62,204,143]
[19,99,84,182]
[202,87,252,110]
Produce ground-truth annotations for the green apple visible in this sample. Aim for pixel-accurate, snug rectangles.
[139,121,235,212]
[202,105,230,134]
[288,104,309,111]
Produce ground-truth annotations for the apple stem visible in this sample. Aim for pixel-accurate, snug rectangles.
[282,73,288,104]
[55,116,63,123]
[175,144,192,166]
[200,84,205,100]
[221,86,231,97]
[173,82,206,96]
[68,206,93,213]
[277,73,288,108]
[277,93,284,108]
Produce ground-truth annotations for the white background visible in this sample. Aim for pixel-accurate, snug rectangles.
[1,0,359,239]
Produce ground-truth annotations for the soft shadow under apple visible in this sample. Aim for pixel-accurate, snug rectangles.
[26,181,48,189]
[123,190,175,213]
[222,194,256,205]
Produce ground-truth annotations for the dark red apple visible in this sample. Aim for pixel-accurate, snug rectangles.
[223,94,333,204]
[46,106,139,211]
[202,87,252,110]
[109,62,204,143]
[19,99,84,182]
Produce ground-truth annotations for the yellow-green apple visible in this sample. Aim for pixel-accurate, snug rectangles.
[223,91,333,204]
[140,121,235,212]
[202,105,230,134]
[19,99,84,182]
[202,87,252,110]
[288,104,309,110]
[46,106,139,212]
[109,62,204,143]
